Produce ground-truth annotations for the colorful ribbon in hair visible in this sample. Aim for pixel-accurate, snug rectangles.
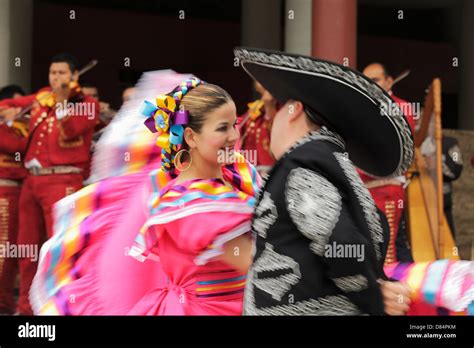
[140,78,203,172]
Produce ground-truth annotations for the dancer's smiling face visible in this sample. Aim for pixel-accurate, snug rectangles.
[185,101,239,166]
[180,84,239,170]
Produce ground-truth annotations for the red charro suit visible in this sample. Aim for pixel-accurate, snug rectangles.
[358,93,415,264]
[0,121,28,314]
[0,89,98,314]
[238,99,275,175]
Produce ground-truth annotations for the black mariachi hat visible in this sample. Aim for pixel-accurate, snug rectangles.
[234,47,414,178]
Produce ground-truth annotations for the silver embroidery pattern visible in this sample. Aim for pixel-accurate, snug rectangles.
[245,292,361,316]
[243,265,258,313]
[286,168,342,256]
[332,274,368,293]
[251,243,301,301]
[235,48,414,177]
[243,128,367,316]
[252,192,278,239]
[334,152,384,260]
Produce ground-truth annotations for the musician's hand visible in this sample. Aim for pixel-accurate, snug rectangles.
[54,89,70,103]
[262,91,276,108]
[379,279,411,315]
[99,102,116,122]
[99,102,109,113]
[0,107,21,123]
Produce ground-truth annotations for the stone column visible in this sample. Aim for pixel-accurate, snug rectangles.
[311,0,357,67]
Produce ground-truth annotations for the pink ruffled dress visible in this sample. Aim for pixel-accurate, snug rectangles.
[30,155,260,315]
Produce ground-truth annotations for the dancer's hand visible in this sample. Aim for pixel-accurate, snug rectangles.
[379,279,411,315]
[218,234,253,274]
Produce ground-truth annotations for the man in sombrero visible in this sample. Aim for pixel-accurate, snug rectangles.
[235,47,415,315]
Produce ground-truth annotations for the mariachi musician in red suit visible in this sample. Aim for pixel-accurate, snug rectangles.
[359,63,416,265]
[0,87,28,314]
[238,81,278,177]
[0,53,98,314]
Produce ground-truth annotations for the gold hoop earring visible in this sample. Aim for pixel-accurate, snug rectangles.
[174,149,192,172]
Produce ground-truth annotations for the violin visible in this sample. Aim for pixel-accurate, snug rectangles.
[34,80,82,108]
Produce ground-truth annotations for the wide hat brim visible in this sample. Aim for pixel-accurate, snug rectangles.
[234,47,414,178]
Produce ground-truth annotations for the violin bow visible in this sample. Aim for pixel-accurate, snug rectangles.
[392,69,410,86]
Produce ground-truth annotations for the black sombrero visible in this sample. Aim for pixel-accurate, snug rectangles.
[234,47,414,178]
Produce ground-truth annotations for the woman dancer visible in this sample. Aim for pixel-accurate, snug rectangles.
[31,78,260,315]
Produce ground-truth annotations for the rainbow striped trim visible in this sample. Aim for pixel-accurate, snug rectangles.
[31,181,104,315]
[195,272,247,298]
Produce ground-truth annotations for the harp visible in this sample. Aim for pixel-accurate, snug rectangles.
[406,78,459,261]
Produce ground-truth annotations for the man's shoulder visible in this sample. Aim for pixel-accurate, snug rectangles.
[288,135,341,163]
